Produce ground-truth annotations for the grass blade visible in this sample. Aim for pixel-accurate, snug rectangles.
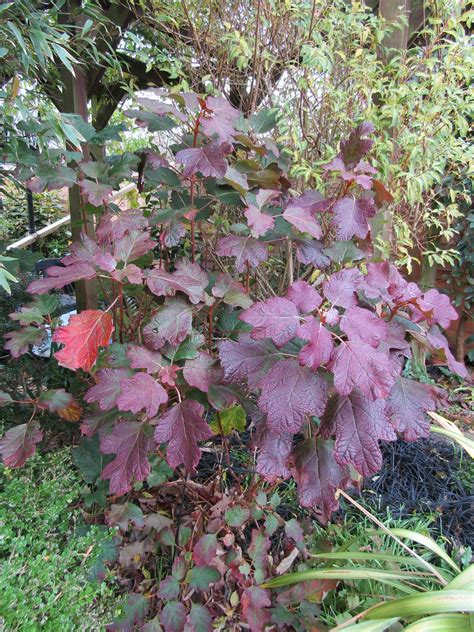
[403,613,473,631]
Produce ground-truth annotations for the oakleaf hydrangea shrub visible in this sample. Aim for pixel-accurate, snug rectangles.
[0,91,468,525]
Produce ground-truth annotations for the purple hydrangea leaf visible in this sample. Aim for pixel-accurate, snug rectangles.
[283,204,322,239]
[338,122,375,168]
[154,401,212,473]
[323,268,363,308]
[176,142,228,178]
[240,297,300,347]
[426,327,468,379]
[254,425,292,482]
[244,205,275,238]
[161,601,186,632]
[414,289,459,329]
[96,210,149,244]
[143,299,194,350]
[332,196,376,240]
[216,235,268,272]
[113,230,157,262]
[201,95,239,142]
[187,603,212,632]
[290,438,350,524]
[218,334,280,388]
[147,260,208,304]
[257,359,328,433]
[294,238,330,267]
[183,352,223,393]
[386,377,447,441]
[297,317,334,370]
[27,262,96,295]
[242,586,271,632]
[100,421,155,495]
[287,280,323,313]
[116,373,168,418]
[0,421,43,468]
[79,179,113,207]
[340,305,388,348]
[192,533,219,567]
[126,345,163,374]
[321,390,396,476]
[4,326,45,357]
[84,368,134,411]
[211,273,253,309]
[68,233,116,273]
[328,340,399,400]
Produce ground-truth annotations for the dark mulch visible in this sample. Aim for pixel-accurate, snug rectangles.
[363,435,474,547]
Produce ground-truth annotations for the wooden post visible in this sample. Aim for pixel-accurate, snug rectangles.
[59,0,97,311]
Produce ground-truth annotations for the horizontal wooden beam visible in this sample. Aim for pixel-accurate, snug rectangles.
[7,183,136,251]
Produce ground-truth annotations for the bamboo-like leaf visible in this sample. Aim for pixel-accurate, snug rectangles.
[429,415,474,458]
[311,551,451,577]
[261,566,427,589]
[446,565,474,591]
[365,590,473,619]
[338,618,399,632]
[403,613,472,631]
[366,528,460,574]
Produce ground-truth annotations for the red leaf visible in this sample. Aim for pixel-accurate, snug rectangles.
[216,235,268,272]
[287,280,322,313]
[176,142,228,178]
[154,401,212,473]
[328,339,398,400]
[100,421,155,495]
[257,359,328,433]
[212,273,253,309]
[53,310,114,371]
[240,297,300,347]
[322,390,396,476]
[116,373,168,419]
[340,306,388,348]
[84,368,133,411]
[297,317,334,370]
[0,421,43,467]
[291,438,350,524]
[386,377,447,441]
[27,262,96,295]
[241,586,271,632]
[67,234,116,273]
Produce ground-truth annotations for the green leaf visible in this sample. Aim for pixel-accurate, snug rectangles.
[0,47,8,58]
[341,619,400,632]
[188,565,221,591]
[224,504,251,528]
[365,590,474,620]
[262,567,427,589]
[51,42,77,76]
[446,564,474,591]
[367,528,460,573]
[0,391,13,407]
[147,167,181,187]
[210,404,246,435]
[403,613,472,631]
[73,435,111,484]
[250,108,279,133]
[311,551,450,575]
